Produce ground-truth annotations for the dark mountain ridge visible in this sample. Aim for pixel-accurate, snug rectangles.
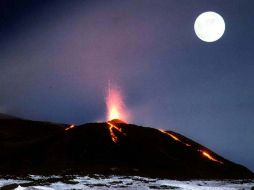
[0,116,253,179]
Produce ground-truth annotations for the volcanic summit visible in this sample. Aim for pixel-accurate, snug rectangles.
[0,114,253,179]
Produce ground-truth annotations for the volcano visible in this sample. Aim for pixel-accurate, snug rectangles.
[0,115,253,179]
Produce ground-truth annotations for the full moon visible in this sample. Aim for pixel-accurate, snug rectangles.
[194,11,225,42]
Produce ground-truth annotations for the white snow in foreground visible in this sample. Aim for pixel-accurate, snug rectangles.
[0,175,253,190]
[0,179,29,187]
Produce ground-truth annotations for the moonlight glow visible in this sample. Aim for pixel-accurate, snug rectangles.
[194,11,225,42]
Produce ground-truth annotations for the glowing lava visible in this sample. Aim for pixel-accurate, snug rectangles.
[65,124,75,131]
[107,120,126,143]
[105,82,128,143]
[199,150,224,164]
[159,129,223,164]
[106,82,128,122]
[159,129,191,147]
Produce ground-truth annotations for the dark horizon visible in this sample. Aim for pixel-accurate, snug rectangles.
[0,0,253,172]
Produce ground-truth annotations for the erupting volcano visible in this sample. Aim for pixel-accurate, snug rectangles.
[105,83,128,143]
[0,97,253,179]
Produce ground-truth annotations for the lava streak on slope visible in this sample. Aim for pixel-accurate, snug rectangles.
[159,129,223,164]
[106,121,126,143]
[198,150,224,164]
[65,124,75,131]
[159,129,191,147]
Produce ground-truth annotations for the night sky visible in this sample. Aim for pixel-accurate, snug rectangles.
[0,0,254,171]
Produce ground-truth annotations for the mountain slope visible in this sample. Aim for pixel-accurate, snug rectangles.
[0,117,253,179]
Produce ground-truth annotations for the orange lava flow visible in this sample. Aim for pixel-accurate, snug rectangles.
[65,124,75,131]
[159,129,191,147]
[159,129,181,142]
[199,150,224,164]
[106,121,125,143]
[160,129,223,164]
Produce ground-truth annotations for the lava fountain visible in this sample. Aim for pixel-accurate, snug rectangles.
[106,83,129,122]
[105,83,129,143]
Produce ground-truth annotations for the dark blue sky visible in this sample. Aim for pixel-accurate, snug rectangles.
[0,0,253,171]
